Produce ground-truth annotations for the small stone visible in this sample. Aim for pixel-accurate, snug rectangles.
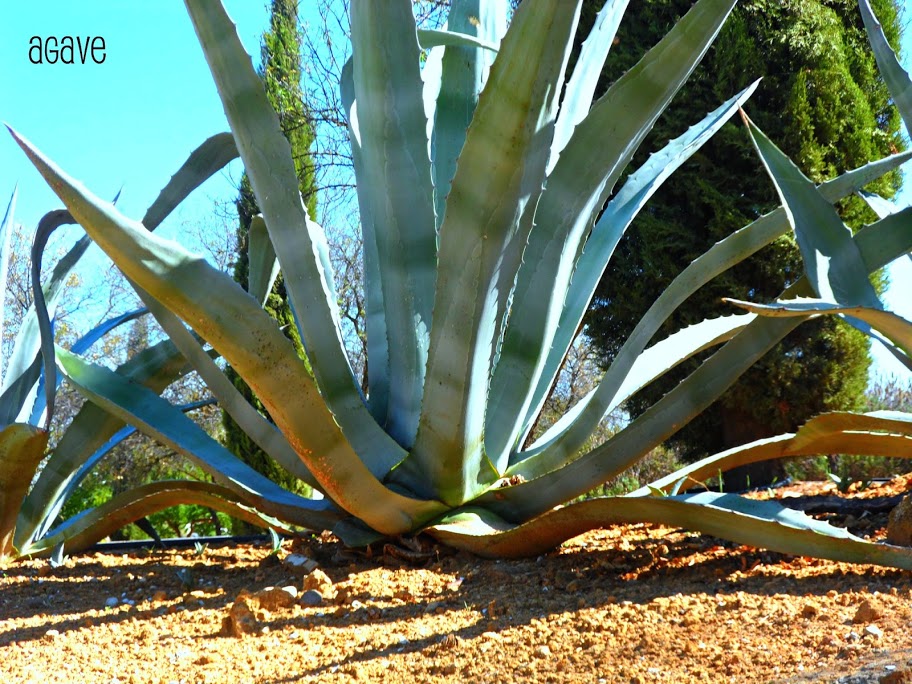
[255,586,297,611]
[222,593,259,637]
[865,624,884,639]
[801,603,818,618]
[534,645,552,659]
[43,629,60,639]
[300,590,323,607]
[888,495,912,546]
[104,597,119,608]
[846,631,862,642]
[853,599,884,624]
[284,554,319,575]
[303,568,333,594]
[151,590,168,602]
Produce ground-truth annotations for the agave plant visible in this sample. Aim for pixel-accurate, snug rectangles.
[8,0,912,565]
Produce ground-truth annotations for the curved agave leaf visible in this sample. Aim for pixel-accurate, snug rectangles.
[21,399,212,552]
[26,307,148,426]
[640,411,912,497]
[142,132,238,230]
[15,338,194,551]
[426,493,912,569]
[184,3,408,479]
[0,209,78,427]
[25,480,338,557]
[0,424,48,558]
[10,128,438,535]
[494,82,757,467]
[743,113,881,308]
[725,298,912,371]
[54,347,335,520]
[484,207,912,520]
[521,314,753,460]
[416,28,500,52]
[407,0,581,505]
[857,190,899,219]
[858,0,912,135]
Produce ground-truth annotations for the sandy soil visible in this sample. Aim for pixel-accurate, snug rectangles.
[4,478,912,683]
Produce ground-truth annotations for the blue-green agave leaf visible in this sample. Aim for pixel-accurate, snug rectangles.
[142,132,238,230]
[247,214,279,308]
[25,480,340,558]
[427,494,912,568]
[858,0,912,138]
[431,0,506,229]
[501,82,758,462]
[483,209,912,520]
[744,113,882,308]
[407,0,581,505]
[417,28,500,52]
[185,3,408,481]
[349,0,438,447]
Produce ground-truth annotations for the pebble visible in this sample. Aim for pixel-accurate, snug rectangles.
[104,597,119,608]
[300,590,323,607]
[853,599,883,624]
[534,645,552,659]
[864,624,884,639]
[284,554,319,575]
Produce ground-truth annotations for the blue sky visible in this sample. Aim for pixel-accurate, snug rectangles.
[1,2,911,382]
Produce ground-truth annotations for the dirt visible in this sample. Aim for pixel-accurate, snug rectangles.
[5,478,912,683]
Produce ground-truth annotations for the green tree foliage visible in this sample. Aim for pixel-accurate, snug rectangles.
[223,0,317,497]
[583,0,905,486]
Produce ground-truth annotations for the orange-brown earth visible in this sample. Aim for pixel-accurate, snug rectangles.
[4,478,912,683]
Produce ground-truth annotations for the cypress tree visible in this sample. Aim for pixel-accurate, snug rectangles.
[583,0,904,487]
[223,0,317,497]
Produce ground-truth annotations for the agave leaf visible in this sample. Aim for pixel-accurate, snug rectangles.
[0,209,80,426]
[348,0,438,447]
[744,113,881,308]
[494,81,756,466]
[640,411,912,497]
[26,307,148,427]
[520,314,753,461]
[548,0,629,171]
[485,205,912,519]
[185,4,406,476]
[0,424,48,558]
[725,298,912,369]
[54,347,336,518]
[416,28,500,52]
[408,0,581,505]
[14,338,194,551]
[340,58,390,424]
[431,0,506,229]
[426,494,912,568]
[142,132,238,230]
[247,214,279,308]
[10,127,436,535]
[0,186,17,376]
[857,190,899,219]
[858,0,912,136]
[136,291,320,488]
[508,152,912,473]
[20,400,212,552]
[24,480,340,558]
